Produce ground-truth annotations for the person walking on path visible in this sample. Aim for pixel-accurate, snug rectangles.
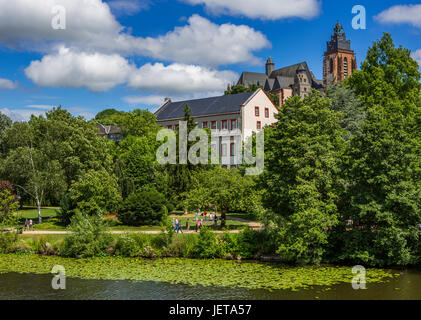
[186,219,190,232]
[29,219,33,230]
[24,218,28,231]
[175,218,179,233]
[178,220,183,234]
[172,218,176,231]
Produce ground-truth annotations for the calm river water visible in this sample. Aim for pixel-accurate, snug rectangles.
[1,269,421,300]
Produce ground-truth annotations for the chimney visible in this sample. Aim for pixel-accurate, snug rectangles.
[164,97,171,104]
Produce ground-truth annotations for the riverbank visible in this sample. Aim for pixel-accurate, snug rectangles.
[0,253,399,291]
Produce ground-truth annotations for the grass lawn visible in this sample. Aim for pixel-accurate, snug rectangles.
[18,207,60,219]
[19,233,66,242]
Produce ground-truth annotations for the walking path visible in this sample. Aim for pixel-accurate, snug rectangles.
[20,219,263,235]
[21,230,244,235]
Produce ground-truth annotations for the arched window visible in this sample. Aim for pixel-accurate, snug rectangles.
[329,58,334,73]
[344,57,348,77]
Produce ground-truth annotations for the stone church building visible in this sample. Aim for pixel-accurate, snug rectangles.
[237,22,356,106]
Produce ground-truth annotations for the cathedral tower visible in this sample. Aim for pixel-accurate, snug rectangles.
[266,57,275,76]
[323,21,357,87]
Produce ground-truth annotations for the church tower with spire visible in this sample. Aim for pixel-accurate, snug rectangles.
[323,21,357,87]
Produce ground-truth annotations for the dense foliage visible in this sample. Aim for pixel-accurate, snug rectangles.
[118,189,168,226]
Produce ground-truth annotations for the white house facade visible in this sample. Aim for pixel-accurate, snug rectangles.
[154,89,278,168]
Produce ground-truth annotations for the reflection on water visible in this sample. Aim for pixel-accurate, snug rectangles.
[1,270,421,300]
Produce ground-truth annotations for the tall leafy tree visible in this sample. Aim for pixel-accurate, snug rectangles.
[1,122,66,223]
[184,167,259,226]
[260,91,346,264]
[69,168,122,216]
[0,112,12,138]
[327,84,366,139]
[0,107,113,223]
[0,112,12,155]
[333,33,421,266]
[165,104,211,207]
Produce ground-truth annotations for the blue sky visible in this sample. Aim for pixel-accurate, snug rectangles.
[0,0,420,121]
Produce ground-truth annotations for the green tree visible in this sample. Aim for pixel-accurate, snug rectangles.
[115,135,158,192]
[0,189,18,224]
[69,168,122,216]
[0,112,12,154]
[118,188,168,226]
[94,108,125,124]
[164,103,214,207]
[0,121,66,223]
[327,84,366,139]
[184,167,258,227]
[333,33,421,266]
[0,107,113,223]
[115,109,160,138]
[260,91,346,264]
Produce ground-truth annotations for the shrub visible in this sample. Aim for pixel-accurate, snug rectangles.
[9,241,32,254]
[31,237,56,255]
[141,246,157,258]
[115,234,141,257]
[235,228,260,259]
[0,232,18,253]
[118,189,167,226]
[165,235,197,257]
[61,212,113,258]
[191,227,222,259]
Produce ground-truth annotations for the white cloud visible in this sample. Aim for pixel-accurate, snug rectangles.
[129,15,270,66]
[25,47,237,95]
[107,0,150,16]
[0,78,18,89]
[25,47,132,92]
[0,0,123,52]
[412,49,421,67]
[375,4,421,28]
[1,1,267,94]
[0,1,269,66]
[0,108,46,122]
[128,62,238,93]
[182,0,320,20]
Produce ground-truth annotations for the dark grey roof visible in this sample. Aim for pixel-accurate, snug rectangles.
[273,76,294,90]
[264,78,275,91]
[155,91,257,121]
[238,61,325,91]
[237,72,268,87]
[270,62,309,78]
